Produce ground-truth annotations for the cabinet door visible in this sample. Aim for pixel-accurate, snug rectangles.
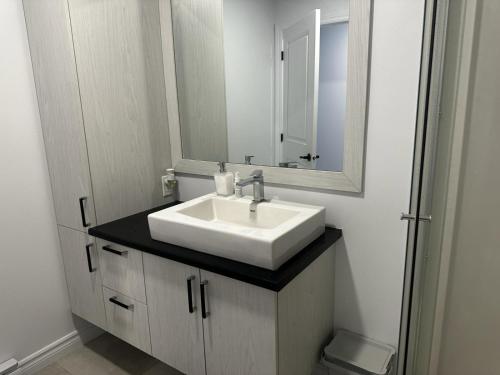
[144,254,205,375]
[200,271,278,375]
[58,226,106,329]
[67,0,172,224]
[23,0,96,231]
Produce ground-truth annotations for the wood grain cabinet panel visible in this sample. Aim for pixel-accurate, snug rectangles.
[200,271,278,375]
[144,254,206,375]
[67,0,172,224]
[98,240,147,303]
[170,0,228,162]
[103,287,152,354]
[23,0,96,231]
[58,226,106,329]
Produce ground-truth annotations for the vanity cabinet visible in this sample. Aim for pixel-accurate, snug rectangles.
[143,245,335,375]
[57,227,106,329]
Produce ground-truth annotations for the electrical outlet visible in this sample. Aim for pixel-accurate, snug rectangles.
[162,175,172,197]
[162,175,178,197]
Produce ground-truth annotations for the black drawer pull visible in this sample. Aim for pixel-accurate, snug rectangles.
[102,245,128,256]
[85,244,96,273]
[200,280,209,319]
[109,296,133,310]
[79,197,91,228]
[187,276,196,313]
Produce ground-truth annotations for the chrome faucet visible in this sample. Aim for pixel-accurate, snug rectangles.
[236,169,265,212]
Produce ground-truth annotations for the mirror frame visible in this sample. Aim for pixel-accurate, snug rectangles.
[159,0,372,193]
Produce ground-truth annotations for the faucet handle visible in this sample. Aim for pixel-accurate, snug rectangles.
[250,169,263,178]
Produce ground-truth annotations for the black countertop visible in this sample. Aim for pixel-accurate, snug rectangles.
[89,202,342,292]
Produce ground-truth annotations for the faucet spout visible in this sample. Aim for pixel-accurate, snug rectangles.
[236,170,265,210]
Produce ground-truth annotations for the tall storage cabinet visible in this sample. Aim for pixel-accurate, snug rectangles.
[23,0,96,232]
[23,0,172,327]
[67,0,172,224]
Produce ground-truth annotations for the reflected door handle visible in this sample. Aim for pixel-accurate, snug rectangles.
[299,153,319,162]
[299,153,312,161]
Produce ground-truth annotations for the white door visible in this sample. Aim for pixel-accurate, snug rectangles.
[200,271,278,375]
[143,254,206,375]
[281,10,320,168]
[58,226,106,329]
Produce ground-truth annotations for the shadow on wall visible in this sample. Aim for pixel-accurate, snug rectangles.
[333,237,364,337]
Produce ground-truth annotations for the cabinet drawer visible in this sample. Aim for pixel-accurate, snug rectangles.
[98,240,146,303]
[103,287,151,354]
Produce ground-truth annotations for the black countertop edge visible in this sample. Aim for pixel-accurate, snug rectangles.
[88,202,342,292]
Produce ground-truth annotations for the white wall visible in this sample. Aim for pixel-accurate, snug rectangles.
[177,0,424,347]
[224,0,276,166]
[316,21,348,172]
[274,0,349,29]
[0,0,76,362]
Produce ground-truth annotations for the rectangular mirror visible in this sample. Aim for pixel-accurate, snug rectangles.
[162,0,371,192]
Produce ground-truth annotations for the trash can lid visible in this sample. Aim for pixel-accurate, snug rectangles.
[323,330,395,375]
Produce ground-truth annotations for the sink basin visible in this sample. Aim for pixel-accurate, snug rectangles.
[148,193,325,270]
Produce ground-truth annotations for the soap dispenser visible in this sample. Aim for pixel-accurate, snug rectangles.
[234,172,242,198]
[214,161,234,196]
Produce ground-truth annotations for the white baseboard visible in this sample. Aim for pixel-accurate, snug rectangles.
[10,325,103,375]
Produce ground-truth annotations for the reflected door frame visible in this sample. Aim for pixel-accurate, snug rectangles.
[275,14,349,170]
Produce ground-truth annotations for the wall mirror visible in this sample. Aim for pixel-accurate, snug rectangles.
[162,0,371,192]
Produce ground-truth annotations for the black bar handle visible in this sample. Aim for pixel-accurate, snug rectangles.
[85,244,96,273]
[187,276,196,314]
[79,197,91,228]
[109,296,133,310]
[299,153,312,161]
[102,245,128,256]
[200,280,209,319]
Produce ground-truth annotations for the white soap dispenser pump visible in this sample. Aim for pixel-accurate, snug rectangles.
[214,161,234,196]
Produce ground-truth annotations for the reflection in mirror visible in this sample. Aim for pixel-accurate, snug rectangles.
[171,0,349,172]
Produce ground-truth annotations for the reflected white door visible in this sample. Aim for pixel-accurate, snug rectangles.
[281,9,320,168]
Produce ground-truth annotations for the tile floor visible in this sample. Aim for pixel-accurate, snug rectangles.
[35,333,182,375]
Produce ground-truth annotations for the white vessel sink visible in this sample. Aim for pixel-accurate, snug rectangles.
[148,193,325,270]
